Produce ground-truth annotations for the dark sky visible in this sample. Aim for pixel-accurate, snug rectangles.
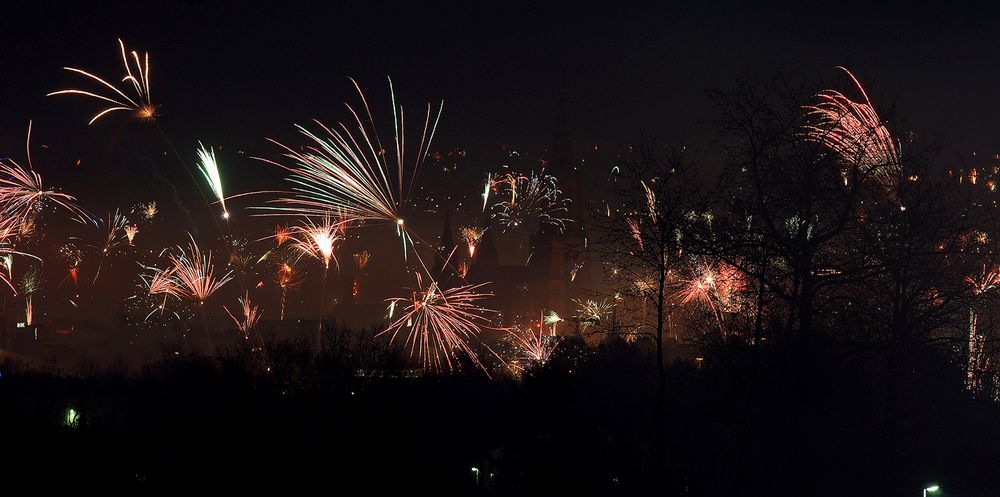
[0,1,997,325]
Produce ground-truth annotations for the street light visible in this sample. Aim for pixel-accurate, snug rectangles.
[471,466,480,486]
[923,485,940,497]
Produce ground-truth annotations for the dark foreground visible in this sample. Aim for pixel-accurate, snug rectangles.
[1,328,998,496]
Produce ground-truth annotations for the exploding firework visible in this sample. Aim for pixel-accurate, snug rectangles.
[48,39,156,124]
[90,210,129,284]
[0,125,89,230]
[573,298,615,331]
[226,293,262,339]
[507,325,563,369]
[274,224,291,246]
[136,264,182,321]
[124,224,138,245]
[378,275,501,372]
[802,67,900,192]
[460,226,484,258]
[140,201,158,220]
[490,169,571,233]
[195,142,228,219]
[170,236,234,303]
[274,255,304,321]
[259,78,443,256]
[352,251,370,300]
[290,216,344,271]
[627,217,643,249]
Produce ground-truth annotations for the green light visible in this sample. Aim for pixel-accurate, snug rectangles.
[64,408,80,428]
[925,486,940,492]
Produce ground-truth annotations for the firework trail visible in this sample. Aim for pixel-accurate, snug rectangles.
[195,142,229,219]
[258,78,443,258]
[490,169,571,233]
[48,38,155,125]
[226,293,262,339]
[802,67,901,192]
[378,274,501,373]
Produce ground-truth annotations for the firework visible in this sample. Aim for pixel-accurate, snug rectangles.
[460,226,484,258]
[457,260,471,279]
[290,216,344,271]
[802,67,900,192]
[170,236,233,303]
[352,251,370,300]
[124,224,139,245]
[378,275,501,372]
[0,125,89,229]
[48,38,156,124]
[89,210,128,284]
[274,224,291,246]
[965,265,1000,391]
[141,201,158,220]
[490,169,571,233]
[508,325,563,369]
[640,180,657,222]
[138,264,182,321]
[259,78,443,257]
[195,142,228,219]
[573,298,614,331]
[226,293,262,339]
[627,217,643,249]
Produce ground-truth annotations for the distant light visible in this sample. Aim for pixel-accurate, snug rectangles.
[925,486,940,492]
[222,211,230,219]
[471,467,480,473]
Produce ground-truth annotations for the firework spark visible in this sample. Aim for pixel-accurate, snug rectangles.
[48,38,156,124]
[195,142,228,219]
[378,275,501,372]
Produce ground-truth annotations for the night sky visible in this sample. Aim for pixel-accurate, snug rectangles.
[0,2,997,323]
